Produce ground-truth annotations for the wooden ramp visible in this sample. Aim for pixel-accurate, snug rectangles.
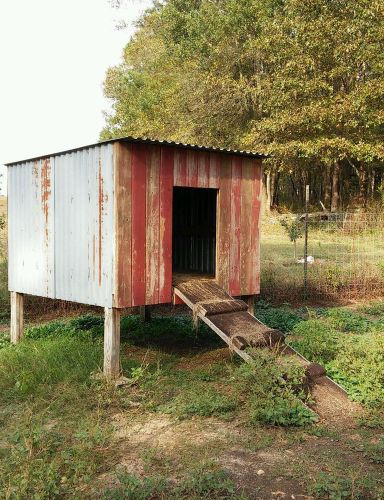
[173,277,361,423]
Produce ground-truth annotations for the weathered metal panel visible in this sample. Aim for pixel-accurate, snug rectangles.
[114,142,132,308]
[8,158,55,297]
[54,144,114,307]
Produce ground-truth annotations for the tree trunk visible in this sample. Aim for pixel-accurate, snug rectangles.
[370,169,375,199]
[330,162,340,213]
[264,170,271,213]
[273,171,280,206]
[357,165,367,207]
[324,165,331,210]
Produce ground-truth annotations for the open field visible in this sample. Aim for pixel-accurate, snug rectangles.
[0,304,383,499]
[261,213,384,303]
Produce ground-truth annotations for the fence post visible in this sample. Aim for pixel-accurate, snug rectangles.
[303,184,309,300]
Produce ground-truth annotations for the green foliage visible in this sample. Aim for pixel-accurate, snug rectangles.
[0,331,9,350]
[102,0,384,209]
[0,417,110,499]
[323,308,371,333]
[120,314,221,348]
[280,217,304,258]
[104,468,243,499]
[359,300,384,316]
[287,307,384,409]
[0,337,102,401]
[289,319,339,364]
[161,387,238,419]
[327,332,384,407]
[255,301,303,332]
[364,437,384,464]
[237,351,317,427]
[309,472,377,500]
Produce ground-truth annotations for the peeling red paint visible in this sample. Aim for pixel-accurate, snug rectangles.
[40,159,51,247]
[98,156,104,286]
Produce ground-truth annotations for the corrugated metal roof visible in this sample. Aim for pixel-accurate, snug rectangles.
[5,135,264,166]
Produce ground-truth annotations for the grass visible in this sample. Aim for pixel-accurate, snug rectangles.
[260,215,384,302]
[1,306,383,498]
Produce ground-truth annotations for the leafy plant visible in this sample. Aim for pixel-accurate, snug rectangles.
[289,320,339,365]
[104,468,243,500]
[255,302,303,333]
[237,351,316,427]
[280,217,304,259]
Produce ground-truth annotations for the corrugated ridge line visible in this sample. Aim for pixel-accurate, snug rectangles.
[5,135,265,166]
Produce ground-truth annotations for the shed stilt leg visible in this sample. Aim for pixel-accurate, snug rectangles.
[10,292,24,343]
[140,305,151,323]
[104,307,121,379]
[245,295,256,316]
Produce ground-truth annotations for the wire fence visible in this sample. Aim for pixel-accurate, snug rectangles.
[260,211,384,303]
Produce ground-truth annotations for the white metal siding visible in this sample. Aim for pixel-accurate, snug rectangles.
[8,144,115,307]
[8,158,55,297]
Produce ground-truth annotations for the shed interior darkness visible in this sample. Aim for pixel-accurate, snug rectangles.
[172,187,217,276]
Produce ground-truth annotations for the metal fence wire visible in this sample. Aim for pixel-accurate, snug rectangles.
[261,211,384,302]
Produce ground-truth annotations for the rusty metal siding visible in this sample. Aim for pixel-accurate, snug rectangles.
[8,158,55,297]
[54,144,115,307]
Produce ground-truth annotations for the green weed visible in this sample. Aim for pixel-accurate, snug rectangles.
[308,471,377,500]
[323,308,372,333]
[255,301,303,332]
[237,351,317,427]
[288,319,339,364]
[364,437,384,464]
[359,300,384,316]
[327,332,384,407]
[161,387,238,419]
[0,337,102,401]
[104,468,244,499]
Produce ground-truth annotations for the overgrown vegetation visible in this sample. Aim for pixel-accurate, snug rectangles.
[257,301,384,412]
[104,468,244,499]
[1,305,383,498]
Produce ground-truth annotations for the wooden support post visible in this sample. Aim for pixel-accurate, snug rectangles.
[10,292,24,343]
[245,295,255,316]
[139,305,151,323]
[104,307,121,379]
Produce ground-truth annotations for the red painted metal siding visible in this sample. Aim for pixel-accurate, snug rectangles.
[114,142,262,307]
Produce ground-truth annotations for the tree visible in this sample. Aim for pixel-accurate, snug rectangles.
[102,0,384,211]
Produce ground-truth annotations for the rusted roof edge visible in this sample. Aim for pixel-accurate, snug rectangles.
[5,135,265,166]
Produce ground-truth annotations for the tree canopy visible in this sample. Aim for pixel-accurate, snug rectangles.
[102,0,384,210]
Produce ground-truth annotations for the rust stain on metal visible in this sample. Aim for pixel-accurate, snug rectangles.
[98,156,104,286]
[92,234,96,281]
[40,159,51,247]
[32,161,39,193]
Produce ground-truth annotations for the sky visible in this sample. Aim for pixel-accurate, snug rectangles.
[0,0,153,194]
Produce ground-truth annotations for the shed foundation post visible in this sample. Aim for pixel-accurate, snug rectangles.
[104,307,121,379]
[10,292,24,343]
[244,295,256,316]
[140,305,151,323]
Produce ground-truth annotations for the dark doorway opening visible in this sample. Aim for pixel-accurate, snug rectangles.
[172,187,217,276]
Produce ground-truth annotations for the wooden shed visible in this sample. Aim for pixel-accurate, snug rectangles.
[7,137,263,377]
